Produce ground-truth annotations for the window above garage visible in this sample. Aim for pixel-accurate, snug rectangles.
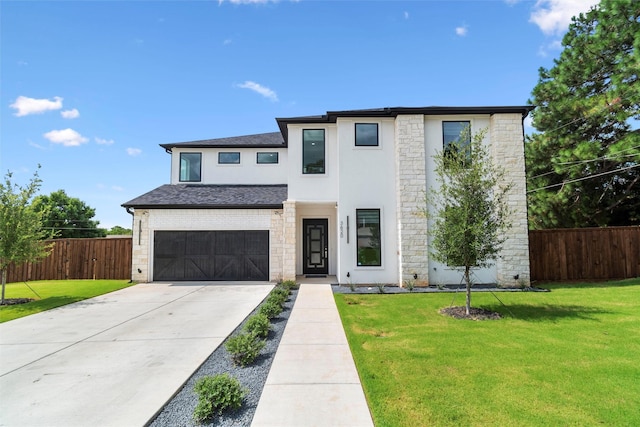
[179,152,201,182]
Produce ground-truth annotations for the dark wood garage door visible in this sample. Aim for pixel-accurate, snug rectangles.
[153,231,269,281]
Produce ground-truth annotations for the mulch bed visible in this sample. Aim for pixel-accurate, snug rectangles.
[440,306,502,320]
[0,298,35,306]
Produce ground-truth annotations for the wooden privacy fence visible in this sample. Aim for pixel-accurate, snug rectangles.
[529,226,640,281]
[6,237,132,283]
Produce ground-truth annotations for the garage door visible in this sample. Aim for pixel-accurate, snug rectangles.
[153,231,269,281]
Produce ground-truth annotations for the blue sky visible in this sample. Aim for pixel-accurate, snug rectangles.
[1,0,598,229]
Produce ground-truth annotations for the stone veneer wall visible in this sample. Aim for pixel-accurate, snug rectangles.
[282,201,297,281]
[394,115,430,286]
[130,209,150,282]
[269,209,284,282]
[490,113,531,286]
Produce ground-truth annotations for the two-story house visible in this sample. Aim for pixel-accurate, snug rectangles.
[122,105,534,286]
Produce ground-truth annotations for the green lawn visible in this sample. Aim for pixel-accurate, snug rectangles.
[335,279,640,427]
[0,279,134,323]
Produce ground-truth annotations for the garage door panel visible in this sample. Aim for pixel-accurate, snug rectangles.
[154,231,268,281]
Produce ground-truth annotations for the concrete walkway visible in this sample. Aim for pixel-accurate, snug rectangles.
[0,282,273,427]
[252,284,374,427]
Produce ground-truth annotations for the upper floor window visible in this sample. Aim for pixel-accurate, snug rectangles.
[257,152,279,164]
[179,152,201,182]
[355,123,378,146]
[443,121,471,164]
[356,209,381,267]
[218,152,240,164]
[303,129,325,174]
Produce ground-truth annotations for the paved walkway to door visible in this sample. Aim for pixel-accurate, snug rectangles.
[0,282,273,427]
[252,284,374,427]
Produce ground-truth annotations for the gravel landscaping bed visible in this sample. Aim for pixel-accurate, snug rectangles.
[149,288,298,427]
[331,284,549,294]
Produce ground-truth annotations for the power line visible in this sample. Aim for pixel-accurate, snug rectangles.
[527,163,640,193]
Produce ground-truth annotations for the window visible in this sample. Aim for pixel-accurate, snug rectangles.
[179,152,201,182]
[443,121,471,162]
[356,209,381,266]
[355,123,378,146]
[257,152,279,164]
[218,152,240,164]
[303,129,325,174]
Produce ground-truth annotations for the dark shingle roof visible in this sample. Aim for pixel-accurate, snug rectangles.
[160,132,284,151]
[122,184,288,209]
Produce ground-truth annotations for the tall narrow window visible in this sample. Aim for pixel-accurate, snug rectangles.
[356,209,381,266]
[355,123,378,146]
[303,129,325,174]
[179,152,201,182]
[443,121,471,163]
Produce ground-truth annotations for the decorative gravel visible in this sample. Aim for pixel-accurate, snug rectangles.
[149,288,298,427]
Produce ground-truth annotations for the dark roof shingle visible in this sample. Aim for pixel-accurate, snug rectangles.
[160,132,284,150]
[122,184,287,209]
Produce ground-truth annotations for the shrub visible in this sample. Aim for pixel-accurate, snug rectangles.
[243,313,271,339]
[280,280,298,291]
[193,374,246,422]
[268,287,289,306]
[225,332,266,367]
[259,300,283,319]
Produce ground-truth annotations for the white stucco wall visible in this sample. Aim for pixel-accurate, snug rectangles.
[170,147,288,185]
[424,116,498,285]
[335,118,399,284]
[286,125,339,202]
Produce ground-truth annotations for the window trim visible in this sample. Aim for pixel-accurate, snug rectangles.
[256,152,279,164]
[218,152,241,165]
[442,120,472,165]
[355,208,382,267]
[355,123,379,147]
[302,129,326,175]
[179,152,202,183]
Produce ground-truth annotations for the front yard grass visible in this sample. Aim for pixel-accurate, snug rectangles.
[335,278,640,427]
[0,279,134,323]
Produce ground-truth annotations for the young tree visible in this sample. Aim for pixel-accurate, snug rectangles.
[32,189,106,238]
[0,167,54,304]
[424,128,513,315]
[526,0,640,228]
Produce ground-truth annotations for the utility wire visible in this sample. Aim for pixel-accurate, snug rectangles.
[527,163,640,193]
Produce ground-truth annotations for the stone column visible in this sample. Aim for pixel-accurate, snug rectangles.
[131,209,150,282]
[270,209,284,282]
[282,201,297,281]
[490,113,531,286]
[394,115,430,286]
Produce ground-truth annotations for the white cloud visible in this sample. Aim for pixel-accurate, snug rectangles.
[236,81,278,102]
[530,0,598,35]
[127,148,142,156]
[61,108,80,119]
[537,39,563,57]
[455,25,468,37]
[95,137,115,145]
[10,96,63,117]
[43,128,89,147]
[112,185,124,192]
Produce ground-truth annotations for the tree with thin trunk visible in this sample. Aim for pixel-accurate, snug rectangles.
[0,167,54,304]
[423,127,513,315]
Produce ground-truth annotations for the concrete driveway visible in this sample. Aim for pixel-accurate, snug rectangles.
[0,281,273,427]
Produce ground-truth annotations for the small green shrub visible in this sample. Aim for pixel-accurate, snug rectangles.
[404,279,415,292]
[193,374,246,422]
[225,332,266,366]
[376,283,386,294]
[259,300,283,319]
[280,280,298,291]
[243,313,271,338]
[268,288,288,306]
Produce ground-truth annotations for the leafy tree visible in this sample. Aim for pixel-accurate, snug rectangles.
[0,167,54,304]
[106,226,132,236]
[32,190,106,238]
[423,128,512,315]
[526,0,640,229]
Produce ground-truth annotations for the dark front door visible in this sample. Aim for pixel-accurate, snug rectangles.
[303,219,328,275]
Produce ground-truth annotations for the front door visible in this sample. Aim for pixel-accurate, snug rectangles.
[303,219,328,275]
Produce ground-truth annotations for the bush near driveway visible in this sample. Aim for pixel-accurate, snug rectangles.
[335,278,640,427]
